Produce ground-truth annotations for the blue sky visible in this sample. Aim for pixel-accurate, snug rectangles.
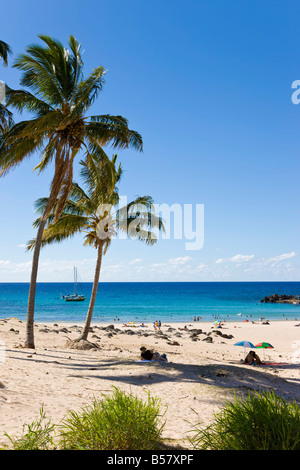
[0,0,299,282]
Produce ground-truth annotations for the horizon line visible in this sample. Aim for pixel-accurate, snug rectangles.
[0,280,299,284]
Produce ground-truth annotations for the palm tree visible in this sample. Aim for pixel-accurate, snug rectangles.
[0,35,143,348]
[0,40,12,66]
[28,151,164,344]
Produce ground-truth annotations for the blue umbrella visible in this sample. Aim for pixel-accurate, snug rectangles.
[234,341,255,348]
[234,341,256,359]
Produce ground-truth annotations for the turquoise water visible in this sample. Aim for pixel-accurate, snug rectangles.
[0,282,300,324]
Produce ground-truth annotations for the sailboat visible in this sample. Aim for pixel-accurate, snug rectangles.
[62,267,86,302]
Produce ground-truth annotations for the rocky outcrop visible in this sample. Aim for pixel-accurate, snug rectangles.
[261,294,300,304]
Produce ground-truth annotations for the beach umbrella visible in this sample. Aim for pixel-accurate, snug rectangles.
[254,342,274,360]
[234,341,255,348]
[254,342,274,349]
[234,341,256,359]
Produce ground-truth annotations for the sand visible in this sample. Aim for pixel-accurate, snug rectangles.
[0,317,299,448]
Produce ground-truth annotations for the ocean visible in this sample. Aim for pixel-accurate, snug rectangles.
[0,281,300,324]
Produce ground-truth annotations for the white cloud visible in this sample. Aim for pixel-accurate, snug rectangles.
[168,256,192,266]
[0,260,11,268]
[264,252,297,264]
[0,258,98,282]
[0,250,298,282]
[216,254,255,264]
[128,258,143,265]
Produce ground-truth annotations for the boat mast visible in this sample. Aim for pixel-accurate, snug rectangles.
[74,266,78,296]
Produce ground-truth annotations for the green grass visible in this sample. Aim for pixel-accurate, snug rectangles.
[189,390,300,450]
[59,387,165,450]
[7,388,299,451]
[4,387,165,450]
[4,406,56,450]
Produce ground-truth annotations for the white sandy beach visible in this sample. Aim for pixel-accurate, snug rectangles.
[0,317,299,448]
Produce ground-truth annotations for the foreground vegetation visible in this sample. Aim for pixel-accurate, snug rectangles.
[189,390,300,450]
[4,388,165,450]
[2,388,300,450]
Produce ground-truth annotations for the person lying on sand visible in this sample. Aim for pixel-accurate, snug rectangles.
[244,350,263,365]
[140,346,168,362]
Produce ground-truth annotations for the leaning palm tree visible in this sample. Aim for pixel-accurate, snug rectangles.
[28,151,164,345]
[0,35,142,348]
[0,40,12,66]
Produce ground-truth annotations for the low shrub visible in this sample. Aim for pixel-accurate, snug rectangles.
[4,388,165,450]
[189,389,300,450]
[59,387,165,450]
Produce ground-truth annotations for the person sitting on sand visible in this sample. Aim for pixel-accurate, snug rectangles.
[140,346,167,362]
[244,350,263,365]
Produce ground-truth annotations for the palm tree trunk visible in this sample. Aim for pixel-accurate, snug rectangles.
[79,243,103,341]
[24,216,48,348]
[24,143,67,348]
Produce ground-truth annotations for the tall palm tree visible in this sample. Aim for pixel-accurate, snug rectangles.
[0,40,12,66]
[28,151,164,343]
[0,35,143,348]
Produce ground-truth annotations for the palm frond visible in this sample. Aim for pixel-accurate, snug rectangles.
[68,182,92,206]
[0,40,12,66]
[27,213,89,251]
[5,86,53,116]
[85,115,143,151]
[0,126,44,176]
[14,47,65,106]
[81,146,116,198]
[0,104,14,134]
[32,135,59,173]
[68,35,84,101]
[73,66,106,114]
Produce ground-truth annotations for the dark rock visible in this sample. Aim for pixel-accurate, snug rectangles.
[261,294,300,304]
[203,336,213,343]
[190,329,203,335]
